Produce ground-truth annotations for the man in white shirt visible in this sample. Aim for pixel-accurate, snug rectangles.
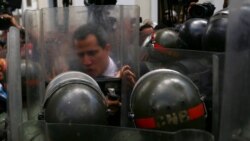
[72,23,136,121]
[73,23,136,84]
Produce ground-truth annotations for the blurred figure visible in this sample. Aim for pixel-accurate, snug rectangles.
[139,23,154,46]
[0,58,6,89]
[0,13,22,30]
[0,13,26,58]
[142,19,155,27]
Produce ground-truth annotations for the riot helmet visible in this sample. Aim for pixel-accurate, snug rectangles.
[20,60,41,101]
[130,69,206,131]
[202,8,229,52]
[178,18,208,50]
[43,71,108,125]
[140,29,180,62]
[144,28,179,49]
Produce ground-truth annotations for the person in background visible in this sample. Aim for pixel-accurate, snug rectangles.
[139,23,154,46]
[0,13,23,30]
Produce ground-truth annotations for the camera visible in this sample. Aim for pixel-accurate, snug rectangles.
[189,2,215,19]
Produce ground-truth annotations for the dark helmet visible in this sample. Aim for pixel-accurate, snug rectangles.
[202,9,229,52]
[147,28,179,49]
[178,18,208,50]
[141,29,180,62]
[130,69,206,131]
[20,60,41,92]
[43,71,108,125]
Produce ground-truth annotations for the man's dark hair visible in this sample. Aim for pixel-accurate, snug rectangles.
[139,24,153,32]
[73,23,108,48]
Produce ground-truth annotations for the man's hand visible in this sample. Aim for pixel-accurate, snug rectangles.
[115,65,136,87]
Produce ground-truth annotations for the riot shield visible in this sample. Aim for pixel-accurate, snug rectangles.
[16,4,140,136]
[219,1,250,141]
[139,46,225,137]
[7,27,22,141]
[19,121,214,141]
[22,10,43,121]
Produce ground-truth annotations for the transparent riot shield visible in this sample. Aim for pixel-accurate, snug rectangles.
[139,45,225,138]
[19,121,214,141]
[22,10,43,121]
[18,5,139,138]
[7,27,22,141]
[219,1,250,141]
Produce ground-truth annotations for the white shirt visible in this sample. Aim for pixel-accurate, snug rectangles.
[102,56,118,77]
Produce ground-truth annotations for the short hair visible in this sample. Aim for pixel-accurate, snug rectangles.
[139,24,153,32]
[73,23,108,48]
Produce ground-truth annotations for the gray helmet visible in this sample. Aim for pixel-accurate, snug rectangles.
[43,71,108,125]
[130,69,206,131]
[142,28,179,50]
[141,29,180,62]
[20,59,41,88]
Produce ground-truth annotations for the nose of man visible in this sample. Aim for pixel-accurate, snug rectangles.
[81,55,92,66]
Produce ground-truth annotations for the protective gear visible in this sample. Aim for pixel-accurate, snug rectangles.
[43,71,108,125]
[168,57,213,131]
[140,29,180,63]
[130,69,206,131]
[20,60,40,90]
[219,2,250,141]
[178,18,208,50]
[202,9,229,52]
[144,28,179,49]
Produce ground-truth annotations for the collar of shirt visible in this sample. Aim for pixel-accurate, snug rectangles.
[102,56,118,77]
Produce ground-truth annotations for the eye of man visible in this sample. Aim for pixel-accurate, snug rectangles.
[77,50,99,58]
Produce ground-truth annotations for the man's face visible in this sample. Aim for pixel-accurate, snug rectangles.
[140,27,154,46]
[74,34,110,77]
